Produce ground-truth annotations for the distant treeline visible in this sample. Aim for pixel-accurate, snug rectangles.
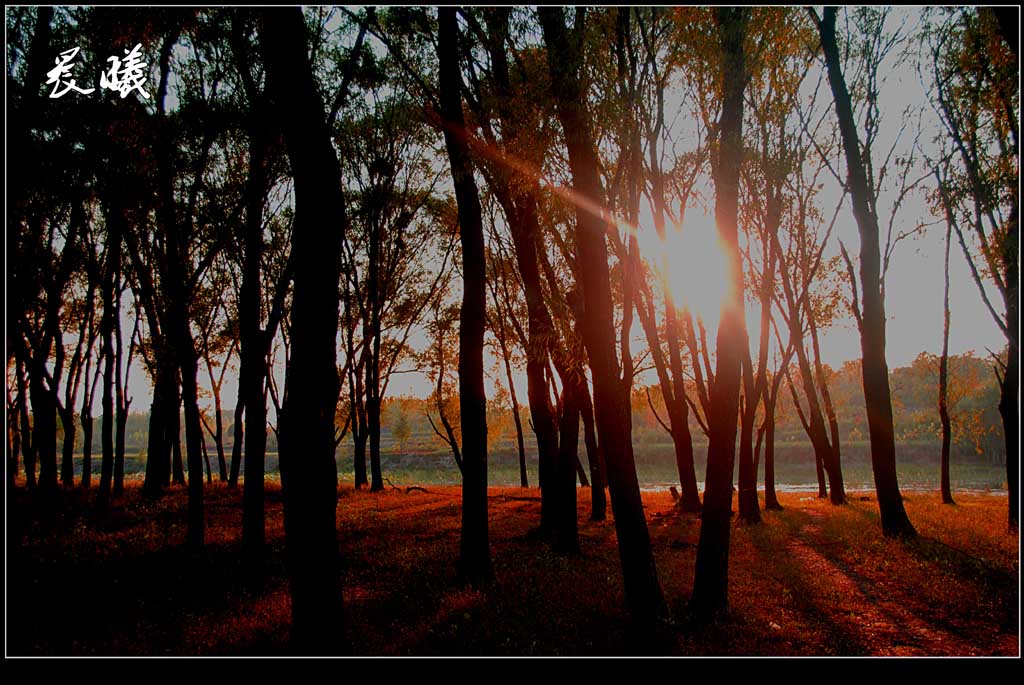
[56,351,1004,468]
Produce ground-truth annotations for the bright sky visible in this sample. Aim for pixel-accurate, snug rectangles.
[108,6,1006,417]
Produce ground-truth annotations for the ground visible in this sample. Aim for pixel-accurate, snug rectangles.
[6,481,1019,656]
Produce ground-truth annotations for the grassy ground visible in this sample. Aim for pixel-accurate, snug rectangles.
[6,481,1018,656]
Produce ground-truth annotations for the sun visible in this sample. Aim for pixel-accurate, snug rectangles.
[638,210,732,333]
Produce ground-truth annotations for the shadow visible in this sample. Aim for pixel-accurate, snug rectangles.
[743,509,872,655]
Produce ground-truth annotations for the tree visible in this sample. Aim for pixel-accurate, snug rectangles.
[260,6,348,652]
[336,86,452,493]
[437,6,491,584]
[936,177,956,505]
[690,6,751,622]
[539,6,663,636]
[811,6,915,537]
[926,7,1018,528]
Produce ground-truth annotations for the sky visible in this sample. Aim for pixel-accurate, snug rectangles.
[60,6,1008,417]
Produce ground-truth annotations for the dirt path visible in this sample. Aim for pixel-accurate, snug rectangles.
[786,509,984,656]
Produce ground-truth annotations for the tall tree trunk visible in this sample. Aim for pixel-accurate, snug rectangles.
[352,370,368,489]
[482,8,565,520]
[939,217,955,505]
[632,257,702,514]
[96,317,115,512]
[815,449,828,498]
[1000,347,1018,528]
[367,213,384,494]
[113,291,126,497]
[737,355,761,524]
[261,7,347,652]
[96,203,122,511]
[114,402,128,495]
[690,6,749,622]
[438,7,491,584]
[999,206,1018,529]
[240,94,270,562]
[353,429,368,489]
[764,400,781,510]
[80,413,93,490]
[762,361,788,511]
[818,7,913,536]
[808,310,845,504]
[540,7,663,635]
[577,377,607,521]
[554,379,580,552]
[495,318,528,488]
[177,330,206,550]
[214,395,227,482]
[143,359,174,495]
[29,357,58,503]
[795,332,844,504]
[17,357,37,491]
[8,392,20,493]
[228,397,243,488]
[511,384,528,489]
[59,406,76,489]
[171,403,185,486]
[202,434,212,484]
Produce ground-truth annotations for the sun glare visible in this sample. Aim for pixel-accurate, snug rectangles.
[639,211,732,333]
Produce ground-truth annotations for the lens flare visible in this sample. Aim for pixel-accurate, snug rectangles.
[638,211,731,334]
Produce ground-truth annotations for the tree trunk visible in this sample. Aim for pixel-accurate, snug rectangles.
[113,292,126,497]
[809,311,845,504]
[80,413,93,490]
[633,261,701,514]
[242,364,267,561]
[352,369,368,490]
[690,7,749,622]
[939,217,955,505]
[764,402,781,510]
[261,7,347,652]
[438,7,491,584]
[239,86,271,562]
[1000,350,1018,528]
[737,356,762,524]
[177,331,206,550]
[497,326,528,488]
[540,7,663,635]
[762,366,787,511]
[651,116,702,513]
[818,8,913,536]
[114,401,127,496]
[366,203,384,494]
[815,449,828,499]
[228,397,243,488]
[353,429,368,490]
[96,314,115,512]
[96,202,121,511]
[214,396,227,482]
[202,433,212,484]
[17,357,36,491]
[554,379,580,552]
[367,394,383,492]
[143,359,174,495]
[482,11,561,516]
[512,387,528,489]
[60,406,76,489]
[577,378,607,521]
[29,358,58,503]
[999,206,1018,529]
[795,333,845,504]
[8,397,20,493]
[171,404,185,486]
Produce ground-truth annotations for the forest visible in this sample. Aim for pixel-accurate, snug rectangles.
[5,6,1019,656]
